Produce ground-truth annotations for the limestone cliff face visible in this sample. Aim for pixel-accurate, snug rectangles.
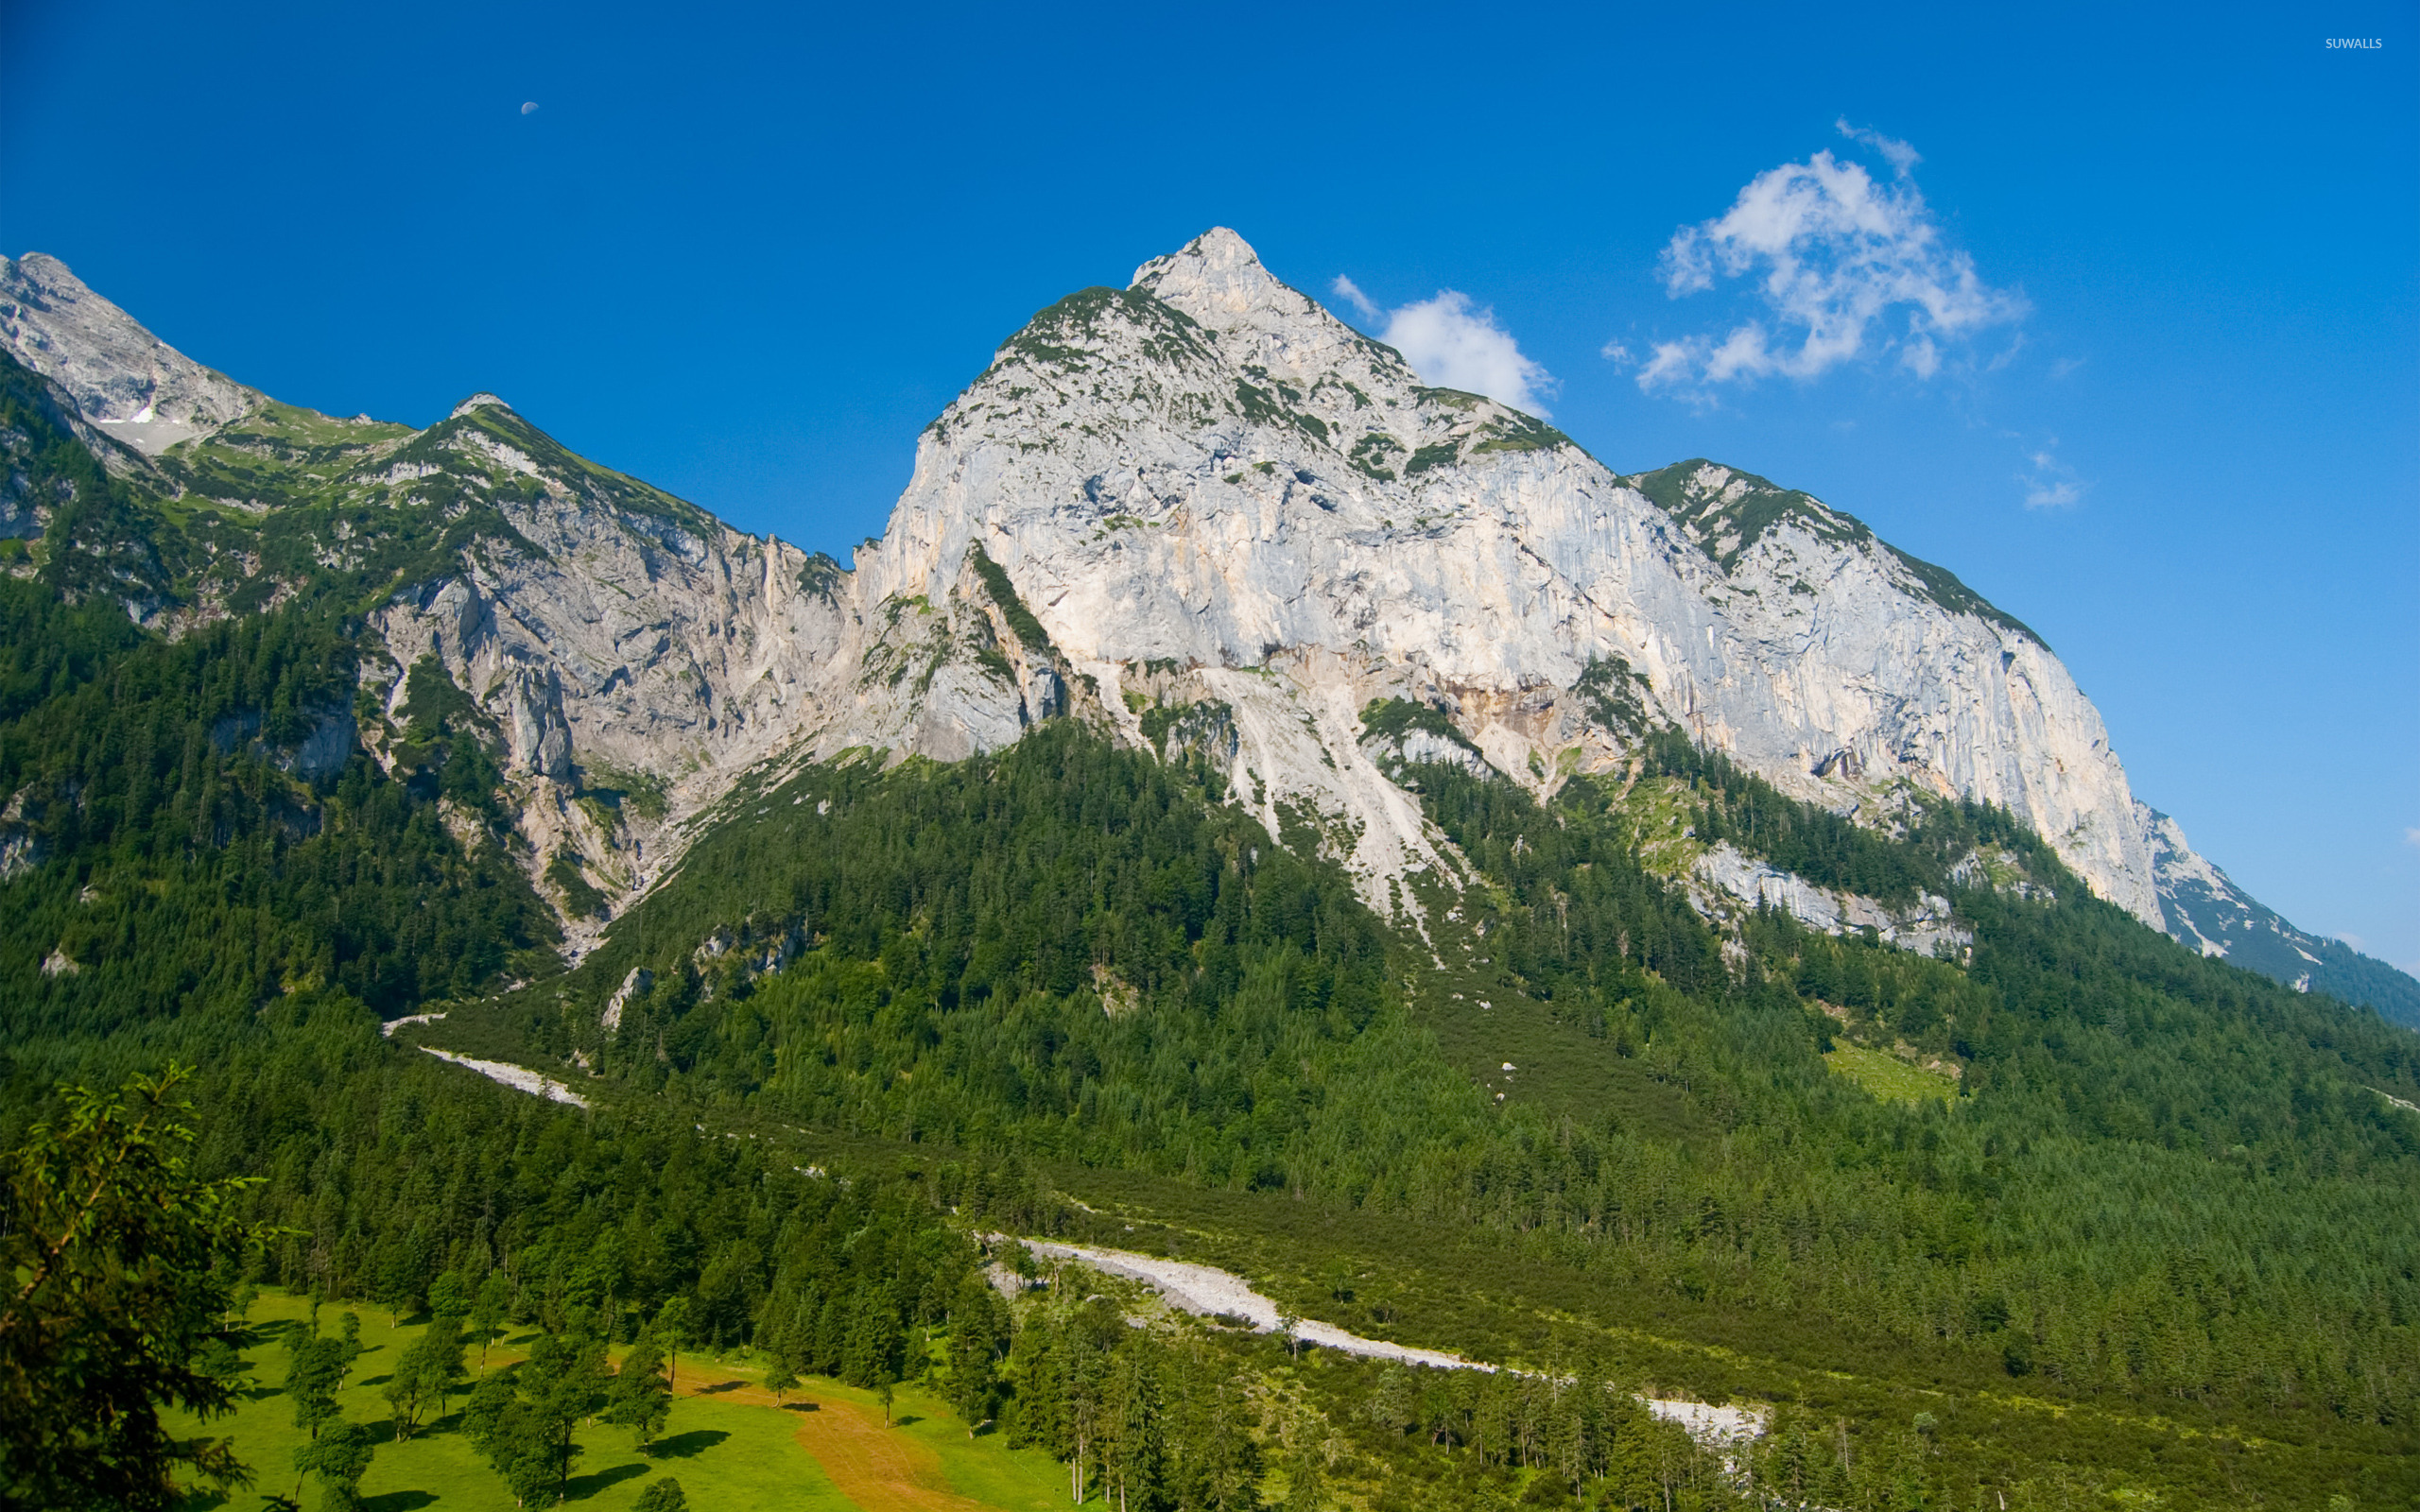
[1,253,260,455]
[856,229,2160,921]
[3,231,2231,943]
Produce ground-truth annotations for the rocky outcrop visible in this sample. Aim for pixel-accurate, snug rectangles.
[1691,843,1968,959]
[2142,803,2420,1026]
[2,253,260,455]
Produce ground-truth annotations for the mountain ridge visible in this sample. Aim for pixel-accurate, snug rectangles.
[3,234,2412,1024]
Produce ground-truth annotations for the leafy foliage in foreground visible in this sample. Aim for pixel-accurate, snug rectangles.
[0,1067,268,1511]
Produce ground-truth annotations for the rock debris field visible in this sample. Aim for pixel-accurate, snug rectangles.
[1011,1237,1765,1449]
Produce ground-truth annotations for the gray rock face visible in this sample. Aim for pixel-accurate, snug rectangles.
[1692,843,1969,959]
[359,433,858,912]
[1,253,260,455]
[855,228,2161,921]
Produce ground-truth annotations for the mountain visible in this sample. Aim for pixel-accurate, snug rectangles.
[0,251,260,455]
[5,237,2419,1507]
[862,231,2156,914]
[9,233,2406,1020]
[2144,802,2420,1026]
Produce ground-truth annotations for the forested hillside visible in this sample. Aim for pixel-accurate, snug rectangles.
[435,719,2420,1425]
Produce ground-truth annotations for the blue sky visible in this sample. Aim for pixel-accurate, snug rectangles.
[5,0,2414,967]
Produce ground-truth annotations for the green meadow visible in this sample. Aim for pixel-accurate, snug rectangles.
[176,1294,1068,1512]
[1823,1042,1957,1103]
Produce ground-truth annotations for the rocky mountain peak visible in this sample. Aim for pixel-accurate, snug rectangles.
[1131,228,1306,327]
[0,251,260,453]
[450,392,513,419]
[1128,228,1419,398]
[840,231,2167,925]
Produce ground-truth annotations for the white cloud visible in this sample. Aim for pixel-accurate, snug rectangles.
[2020,444,2084,508]
[1835,117,1921,176]
[1637,123,2024,395]
[1340,285,1555,415]
[1638,340,1697,387]
[2049,355,2086,380]
[1330,275,1380,322]
[2405,827,2420,848]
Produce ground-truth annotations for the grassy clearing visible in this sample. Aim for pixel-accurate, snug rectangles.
[174,1294,1065,1511]
[1824,1043,1956,1104]
[1608,775,1703,879]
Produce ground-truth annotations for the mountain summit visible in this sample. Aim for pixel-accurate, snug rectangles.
[868,228,2153,916]
[1,233,2411,1022]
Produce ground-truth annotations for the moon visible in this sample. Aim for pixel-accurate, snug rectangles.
[520,101,539,115]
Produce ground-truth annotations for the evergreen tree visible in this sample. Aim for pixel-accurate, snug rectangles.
[841,1282,902,1389]
[1277,1406,1324,1512]
[946,1277,1011,1435]
[1100,1342,1164,1512]
[470,1271,512,1372]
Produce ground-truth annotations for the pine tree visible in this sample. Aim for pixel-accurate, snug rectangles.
[946,1276,1009,1435]
[1100,1341,1163,1512]
[841,1282,901,1389]
[1278,1406,1325,1512]
[471,1271,511,1372]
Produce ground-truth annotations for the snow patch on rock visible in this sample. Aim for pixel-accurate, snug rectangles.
[1,253,260,452]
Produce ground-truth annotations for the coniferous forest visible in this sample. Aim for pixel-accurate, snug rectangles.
[2,336,2416,1512]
